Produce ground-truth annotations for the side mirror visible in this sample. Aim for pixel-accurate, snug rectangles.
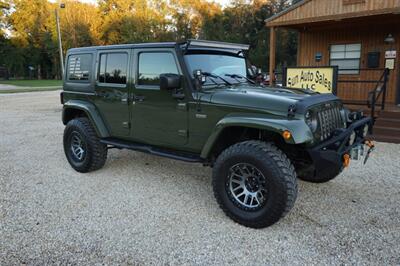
[160,73,181,90]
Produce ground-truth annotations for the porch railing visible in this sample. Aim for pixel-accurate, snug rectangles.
[338,68,390,120]
[273,67,390,121]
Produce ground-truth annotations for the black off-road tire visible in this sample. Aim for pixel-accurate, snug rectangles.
[212,140,298,228]
[63,117,107,173]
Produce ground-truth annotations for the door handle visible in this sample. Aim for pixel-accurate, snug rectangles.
[133,95,146,102]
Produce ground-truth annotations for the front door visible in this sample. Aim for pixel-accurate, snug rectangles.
[130,48,188,147]
[94,49,131,137]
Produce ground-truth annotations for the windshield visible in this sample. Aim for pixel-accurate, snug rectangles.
[184,53,249,85]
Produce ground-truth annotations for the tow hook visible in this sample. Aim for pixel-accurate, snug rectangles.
[363,140,375,164]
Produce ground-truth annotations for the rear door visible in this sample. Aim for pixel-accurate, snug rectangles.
[94,49,131,137]
[130,48,188,147]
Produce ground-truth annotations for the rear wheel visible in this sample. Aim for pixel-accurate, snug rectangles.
[63,117,107,173]
[212,140,298,228]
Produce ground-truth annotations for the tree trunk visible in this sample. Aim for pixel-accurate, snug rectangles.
[37,64,41,80]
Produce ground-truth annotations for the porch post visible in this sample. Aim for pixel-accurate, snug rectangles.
[269,27,276,85]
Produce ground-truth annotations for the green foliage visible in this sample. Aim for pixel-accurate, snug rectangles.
[1,0,298,79]
[201,0,297,71]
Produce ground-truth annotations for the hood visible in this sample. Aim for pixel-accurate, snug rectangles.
[201,84,340,114]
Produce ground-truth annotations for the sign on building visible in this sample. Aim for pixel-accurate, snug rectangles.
[283,66,338,94]
[385,50,396,59]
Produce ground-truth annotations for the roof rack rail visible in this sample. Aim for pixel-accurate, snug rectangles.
[184,39,250,51]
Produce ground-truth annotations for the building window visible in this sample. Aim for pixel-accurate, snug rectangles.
[330,44,361,74]
[67,54,92,81]
[138,52,179,86]
[98,53,128,85]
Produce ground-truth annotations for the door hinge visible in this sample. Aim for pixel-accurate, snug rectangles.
[178,129,188,137]
[177,102,187,110]
[122,121,130,129]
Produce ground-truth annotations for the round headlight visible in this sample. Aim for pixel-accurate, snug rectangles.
[348,131,356,145]
[362,124,369,137]
[305,111,318,133]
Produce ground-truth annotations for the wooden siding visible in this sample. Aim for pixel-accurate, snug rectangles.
[297,21,400,103]
[266,0,400,27]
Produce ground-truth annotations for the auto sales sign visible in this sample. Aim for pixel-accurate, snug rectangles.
[283,66,338,94]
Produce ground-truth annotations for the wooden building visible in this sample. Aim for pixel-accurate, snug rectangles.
[266,0,400,104]
[266,0,400,143]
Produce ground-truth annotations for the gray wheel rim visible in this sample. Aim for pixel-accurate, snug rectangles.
[227,163,268,209]
[70,131,86,161]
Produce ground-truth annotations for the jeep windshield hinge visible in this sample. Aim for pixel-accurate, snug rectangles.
[122,121,130,129]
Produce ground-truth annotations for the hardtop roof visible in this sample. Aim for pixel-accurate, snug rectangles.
[67,39,250,54]
[67,42,177,53]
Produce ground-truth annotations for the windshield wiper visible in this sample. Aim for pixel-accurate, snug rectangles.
[202,72,232,86]
[225,73,255,84]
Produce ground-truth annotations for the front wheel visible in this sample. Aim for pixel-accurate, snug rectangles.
[212,140,298,228]
[63,117,107,173]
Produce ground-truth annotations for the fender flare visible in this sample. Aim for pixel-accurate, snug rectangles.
[62,100,110,138]
[200,115,313,159]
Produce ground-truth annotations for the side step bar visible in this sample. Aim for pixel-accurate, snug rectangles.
[100,138,203,163]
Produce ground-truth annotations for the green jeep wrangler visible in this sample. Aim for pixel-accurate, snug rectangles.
[61,40,373,228]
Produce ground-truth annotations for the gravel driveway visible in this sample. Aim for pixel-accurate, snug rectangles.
[0,91,399,265]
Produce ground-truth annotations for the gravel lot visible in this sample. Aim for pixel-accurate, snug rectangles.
[1,91,399,265]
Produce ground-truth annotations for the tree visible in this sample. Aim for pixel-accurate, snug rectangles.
[0,0,10,36]
[0,0,299,79]
[169,0,222,41]
[201,0,297,71]
[59,1,101,48]
[98,0,174,44]
[8,0,57,78]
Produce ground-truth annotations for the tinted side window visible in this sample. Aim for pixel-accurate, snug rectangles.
[98,53,128,85]
[138,52,178,86]
[67,54,92,81]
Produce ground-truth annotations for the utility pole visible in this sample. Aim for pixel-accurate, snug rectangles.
[55,1,65,78]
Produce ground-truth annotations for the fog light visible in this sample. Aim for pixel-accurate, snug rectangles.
[348,131,356,145]
[362,124,369,137]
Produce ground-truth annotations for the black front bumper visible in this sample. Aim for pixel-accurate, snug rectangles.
[307,116,373,179]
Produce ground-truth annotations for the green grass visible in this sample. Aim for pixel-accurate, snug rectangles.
[0,87,61,94]
[0,79,62,87]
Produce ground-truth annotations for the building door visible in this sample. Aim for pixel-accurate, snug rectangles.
[130,48,188,148]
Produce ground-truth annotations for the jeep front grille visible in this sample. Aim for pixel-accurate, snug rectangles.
[317,105,343,141]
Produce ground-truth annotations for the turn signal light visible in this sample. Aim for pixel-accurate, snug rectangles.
[343,154,350,168]
[282,130,292,140]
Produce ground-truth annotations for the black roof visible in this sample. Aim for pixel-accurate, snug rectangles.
[68,42,177,53]
[67,39,250,53]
